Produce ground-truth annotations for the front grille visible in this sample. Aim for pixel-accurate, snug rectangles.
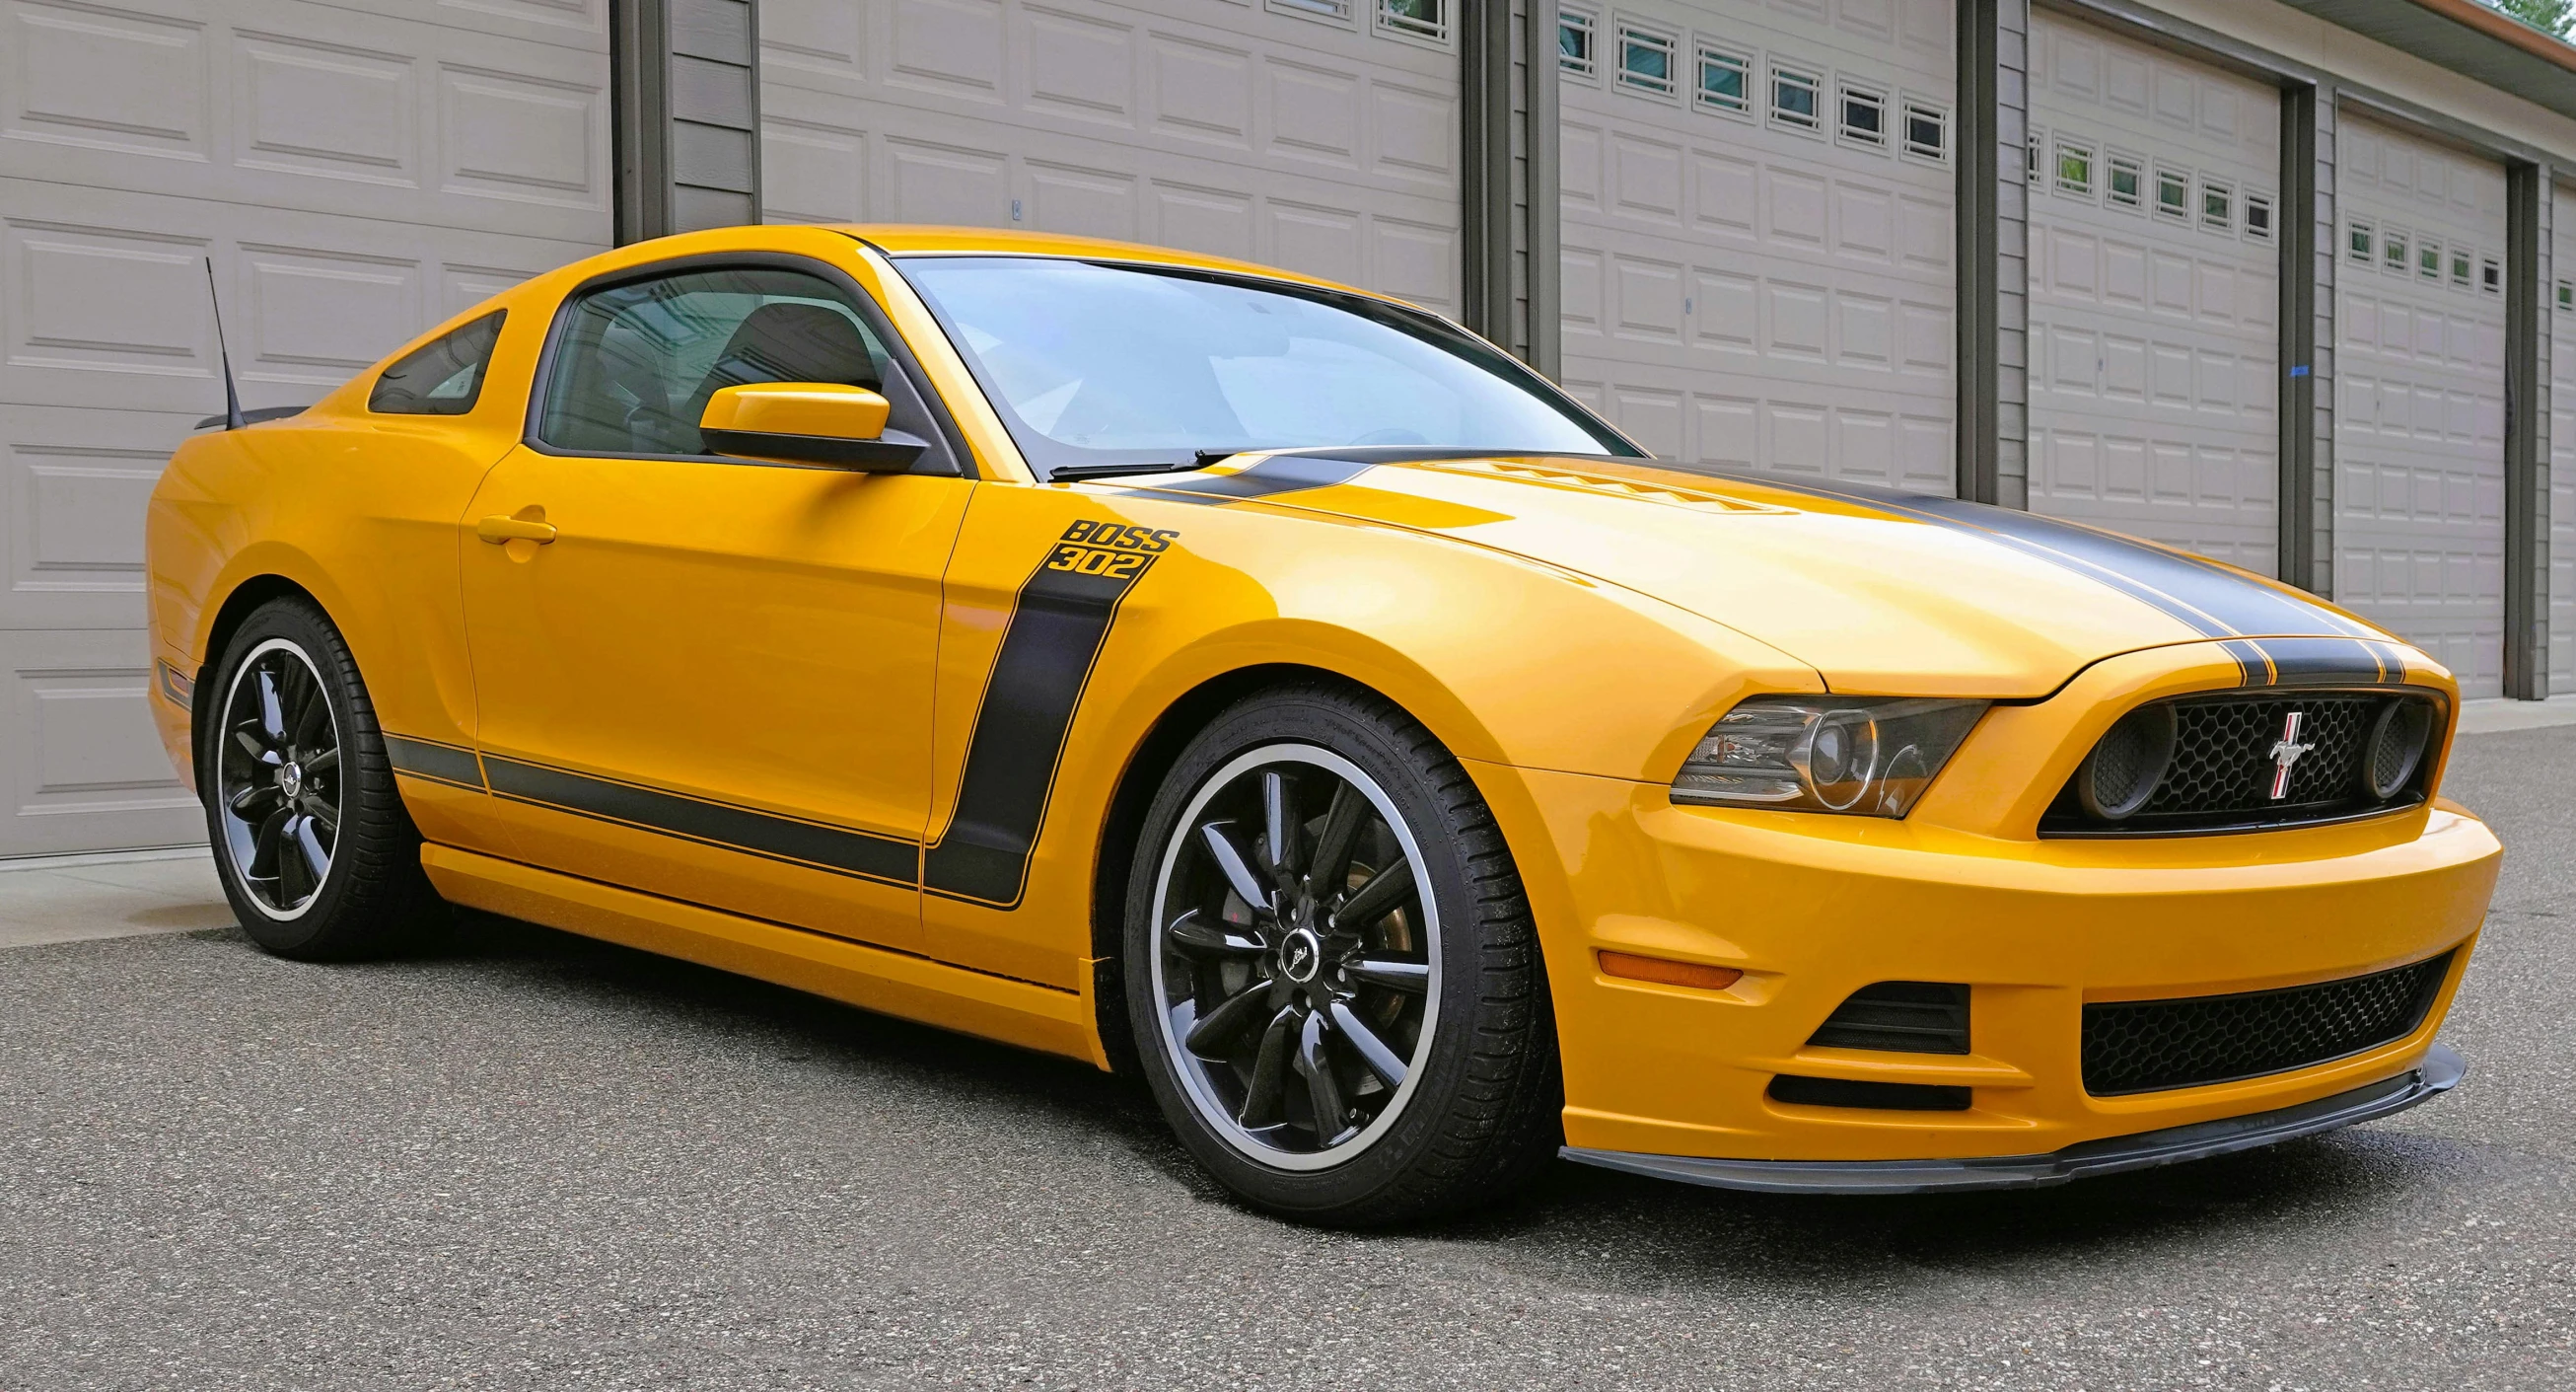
[1808,982,1969,1054]
[2081,951,2454,1096]
[2044,690,2441,837]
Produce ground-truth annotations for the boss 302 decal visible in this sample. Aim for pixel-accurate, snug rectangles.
[923,520,1177,908]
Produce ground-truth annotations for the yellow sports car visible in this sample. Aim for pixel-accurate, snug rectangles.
[145,225,2499,1224]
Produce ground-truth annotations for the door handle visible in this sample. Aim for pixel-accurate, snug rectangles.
[476,515,557,545]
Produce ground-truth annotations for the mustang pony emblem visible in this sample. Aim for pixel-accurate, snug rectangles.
[2268,711,2316,799]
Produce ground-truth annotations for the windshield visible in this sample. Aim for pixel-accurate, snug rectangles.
[894,256,1637,477]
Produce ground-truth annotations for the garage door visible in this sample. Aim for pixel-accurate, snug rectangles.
[755,0,1462,317]
[2026,14,2278,572]
[2334,112,2507,696]
[0,0,612,857]
[2551,183,2575,690]
[1554,0,1955,491]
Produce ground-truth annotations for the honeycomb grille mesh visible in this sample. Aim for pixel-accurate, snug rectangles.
[2081,952,2454,1096]
[2046,692,2438,836]
[2142,696,2373,816]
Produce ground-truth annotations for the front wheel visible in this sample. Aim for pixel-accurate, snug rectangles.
[1123,684,1561,1225]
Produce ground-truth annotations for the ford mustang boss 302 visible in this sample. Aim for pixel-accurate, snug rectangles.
[144,226,2498,1224]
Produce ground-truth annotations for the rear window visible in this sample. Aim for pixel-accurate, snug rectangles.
[369,312,506,415]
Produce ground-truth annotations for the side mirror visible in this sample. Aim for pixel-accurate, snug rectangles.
[699,383,927,472]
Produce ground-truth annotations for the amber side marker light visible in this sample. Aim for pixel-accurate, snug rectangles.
[1599,950,1744,991]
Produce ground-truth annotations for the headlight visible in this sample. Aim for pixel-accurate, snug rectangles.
[1671,696,1989,818]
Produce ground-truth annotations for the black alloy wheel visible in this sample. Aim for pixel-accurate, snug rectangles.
[214,637,342,919]
[1124,683,1561,1226]
[1149,743,1439,1167]
[201,598,444,959]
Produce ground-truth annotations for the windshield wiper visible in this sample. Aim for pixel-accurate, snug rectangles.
[1046,449,1278,483]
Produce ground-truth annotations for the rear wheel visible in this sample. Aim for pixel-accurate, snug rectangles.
[1123,683,1560,1225]
[202,599,442,959]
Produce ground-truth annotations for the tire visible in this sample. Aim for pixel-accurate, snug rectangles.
[1122,682,1561,1226]
[199,598,444,960]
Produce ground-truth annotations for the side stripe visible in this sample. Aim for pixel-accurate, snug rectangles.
[385,735,486,791]
[922,544,1159,908]
[482,755,918,886]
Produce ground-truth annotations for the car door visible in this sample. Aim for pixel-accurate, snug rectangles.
[458,256,971,953]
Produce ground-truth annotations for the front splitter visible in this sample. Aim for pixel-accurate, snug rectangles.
[1560,1044,2465,1196]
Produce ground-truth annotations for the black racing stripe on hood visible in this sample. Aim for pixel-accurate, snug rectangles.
[1712,474,2380,648]
[2243,636,2405,687]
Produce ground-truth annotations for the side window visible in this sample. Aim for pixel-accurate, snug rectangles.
[369,311,505,415]
[536,265,903,459]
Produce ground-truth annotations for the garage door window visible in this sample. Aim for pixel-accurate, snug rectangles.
[1378,0,1445,42]
[1839,83,1886,148]
[537,265,901,459]
[369,311,506,416]
[2155,166,2189,220]
[2245,193,2272,242]
[2385,229,2409,273]
[1770,63,1822,131]
[1559,8,1596,76]
[1617,27,1677,97]
[1903,101,1948,164]
[2200,180,2232,233]
[2108,153,2143,208]
[1696,43,1751,116]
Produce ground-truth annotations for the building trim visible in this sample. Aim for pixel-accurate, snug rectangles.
[2507,161,2549,696]
[1959,0,2009,505]
[612,0,761,244]
[1464,0,1555,372]
[2281,83,2327,594]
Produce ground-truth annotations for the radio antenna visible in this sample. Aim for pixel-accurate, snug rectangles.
[204,257,245,430]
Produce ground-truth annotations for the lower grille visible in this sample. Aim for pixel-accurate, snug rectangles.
[1808,982,1969,1054]
[2081,951,2454,1096]
[1767,1075,1971,1112]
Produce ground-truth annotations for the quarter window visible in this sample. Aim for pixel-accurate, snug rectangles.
[2108,153,2143,208]
[1696,44,1752,115]
[537,265,900,459]
[370,311,505,416]
[1902,101,1947,163]
[1616,26,1678,97]
[1558,9,1597,77]
[1769,62,1822,130]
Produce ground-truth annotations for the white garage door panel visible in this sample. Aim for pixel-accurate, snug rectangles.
[2550,184,2575,691]
[2027,14,2278,572]
[0,0,611,856]
[1,0,610,240]
[758,0,1462,315]
[2334,113,2506,696]
[0,628,200,855]
[1558,0,1955,491]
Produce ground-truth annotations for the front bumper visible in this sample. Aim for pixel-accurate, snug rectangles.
[1463,642,2502,1168]
[1562,1044,2465,1194]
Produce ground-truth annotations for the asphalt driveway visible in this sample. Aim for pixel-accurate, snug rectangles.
[3,726,2570,1390]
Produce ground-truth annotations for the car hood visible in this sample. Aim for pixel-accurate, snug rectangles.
[1117,450,2405,697]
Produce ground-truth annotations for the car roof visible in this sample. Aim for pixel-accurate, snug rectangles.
[823,225,1394,305]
